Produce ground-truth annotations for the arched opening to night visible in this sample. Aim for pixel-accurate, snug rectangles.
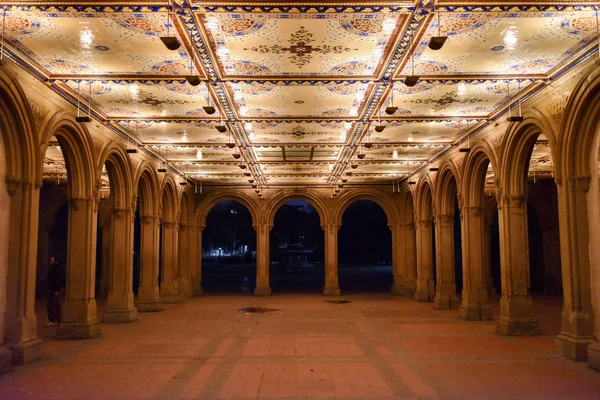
[270,200,324,293]
[338,200,392,293]
[202,200,256,294]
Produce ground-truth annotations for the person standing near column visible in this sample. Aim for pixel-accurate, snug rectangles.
[46,257,66,327]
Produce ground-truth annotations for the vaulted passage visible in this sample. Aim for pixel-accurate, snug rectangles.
[202,200,256,294]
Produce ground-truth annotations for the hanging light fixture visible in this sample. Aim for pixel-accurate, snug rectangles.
[76,81,92,123]
[202,89,216,114]
[126,121,139,154]
[243,172,251,177]
[357,145,365,159]
[160,9,181,51]
[375,108,386,132]
[428,146,439,171]
[506,80,524,122]
[158,146,168,172]
[385,84,398,115]
[342,178,348,183]
[364,133,373,148]
[233,146,241,159]
[458,120,471,153]
[185,54,201,86]
[428,6,448,50]
[226,130,235,148]
[215,113,227,133]
[404,31,420,87]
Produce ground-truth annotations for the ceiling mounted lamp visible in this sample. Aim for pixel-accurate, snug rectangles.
[404,32,420,87]
[428,6,448,50]
[239,164,247,169]
[248,179,254,184]
[252,184,257,188]
[126,121,139,154]
[334,188,340,193]
[341,178,348,183]
[232,147,241,159]
[244,172,251,177]
[185,55,201,86]
[158,146,168,172]
[364,133,373,148]
[357,145,365,159]
[159,10,181,51]
[226,130,235,148]
[374,109,385,132]
[202,92,216,114]
[215,123,227,133]
[458,121,471,153]
[385,85,398,115]
[506,80,524,122]
[76,81,93,123]
[351,163,358,169]
[346,171,353,176]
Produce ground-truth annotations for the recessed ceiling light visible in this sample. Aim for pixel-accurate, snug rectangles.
[295,100,305,104]
[491,45,505,52]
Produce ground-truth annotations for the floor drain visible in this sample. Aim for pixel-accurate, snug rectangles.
[239,307,279,313]
[326,300,352,304]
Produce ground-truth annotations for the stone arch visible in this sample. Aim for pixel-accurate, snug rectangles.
[40,111,96,199]
[179,186,194,226]
[333,188,398,227]
[265,189,328,228]
[96,142,134,210]
[462,141,498,208]
[195,190,260,229]
[160,175,179,222]
[399,184,416,225]
[434,162,460,217]
[415,177,434,221]
[134,162,160,217]
[500,117,552,197]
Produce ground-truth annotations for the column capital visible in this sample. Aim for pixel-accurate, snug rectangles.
[141,214,159,225]
[501,194,525,208]
[321,223,341,233]
[463,206,483,217]
[69,196,93,211]
[566,175,591,193]
[253,223,273,233]
[416,219,432,228]
[435,214,454,225]
[179,224,189,232]
[162,220,176,228]
[5,176,21,196]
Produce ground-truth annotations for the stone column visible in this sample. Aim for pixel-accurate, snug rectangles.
[554,177,594,361]
[482,217,496,296]
[391,223,416,296]
[254,223,272,296]
[433,214,460,309]
[191,225,204,296]
[98,218,112,298]
[459,206,492,320]
[323,223,340,296]
[136,215,163,312]
[160,219,180,303]
[56,196,101,340]
[3,179,42,365]
[496,195,540,335]
[414,218,435,302]
[102,207,137,323]
[177,224,192,299]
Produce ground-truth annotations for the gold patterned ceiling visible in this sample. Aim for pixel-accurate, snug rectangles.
[3,0,597,187]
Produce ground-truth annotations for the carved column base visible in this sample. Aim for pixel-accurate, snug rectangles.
[496,315,540,336]
[6,337,43,366]
[56,319,101,340]
[587,340,600,371]
[459,303,493,321]
[323,285,341,296]
[102,307,138,323]
[433,293,460,310]
[178,278,192,299]
[160,281,180,303]
[555,332,593,362]
[254,286,272,296]
[391,284,414,297]
[0,347,12,375]
[136,298,164,312]
[414,290,434,302]
[191,277,203,297]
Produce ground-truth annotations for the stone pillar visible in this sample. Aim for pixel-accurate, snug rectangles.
[391,223,416,296]
[414,218,435,302]
[102,207,137,323]
[56,196,101,340]
[191,225,204,296]
[98,218,111,298]
[3,179,42,365]
[459,206,492,320]
[554,177,594,361]
[496,195,540,336]
[323,223,340,296]
[160,219,180,303]
[482,217,496,297]
[433,214,460,309]
[136,215,163,312]
[254,223,271,296]
[177,224,192,299]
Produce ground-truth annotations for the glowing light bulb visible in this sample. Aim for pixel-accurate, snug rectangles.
[393,149,398,159]
[382,19,396,33]
[181,133,189,142]
[329,163,334,171]
[196,149,202,160]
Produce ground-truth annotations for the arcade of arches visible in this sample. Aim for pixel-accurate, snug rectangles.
[1,2,600,385]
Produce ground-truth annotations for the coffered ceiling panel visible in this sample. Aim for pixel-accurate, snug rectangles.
[62,80,214,118]
[249,121,351,144]
[365,120,467,143]
[407,10,596,77]
[4,12,193,76]
[200,12,406,77]
[360,144,446,162]
[227,81,371,118]
[116,120,228,144]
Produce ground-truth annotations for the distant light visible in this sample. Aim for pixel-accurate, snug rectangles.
[382,19,396,33]
[216,47,229,57]
[457,83,466,95]
[240,107,248,116]
[196,149,202,160]
[129,84,139,96]
[408,136,414,142]
[248,132,256,142]
[244,122,253,131]
[349,107,358,116]
[206,17,220,30]
[393,149,398,159]
[260,164,265,171]
[329,163,334,171]
[344,122,352,130]
[181,133,188,142]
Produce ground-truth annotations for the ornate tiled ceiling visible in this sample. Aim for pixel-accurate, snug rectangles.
[3,1,596,188]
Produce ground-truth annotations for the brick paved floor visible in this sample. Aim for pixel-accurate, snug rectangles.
[0,294,599,399]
